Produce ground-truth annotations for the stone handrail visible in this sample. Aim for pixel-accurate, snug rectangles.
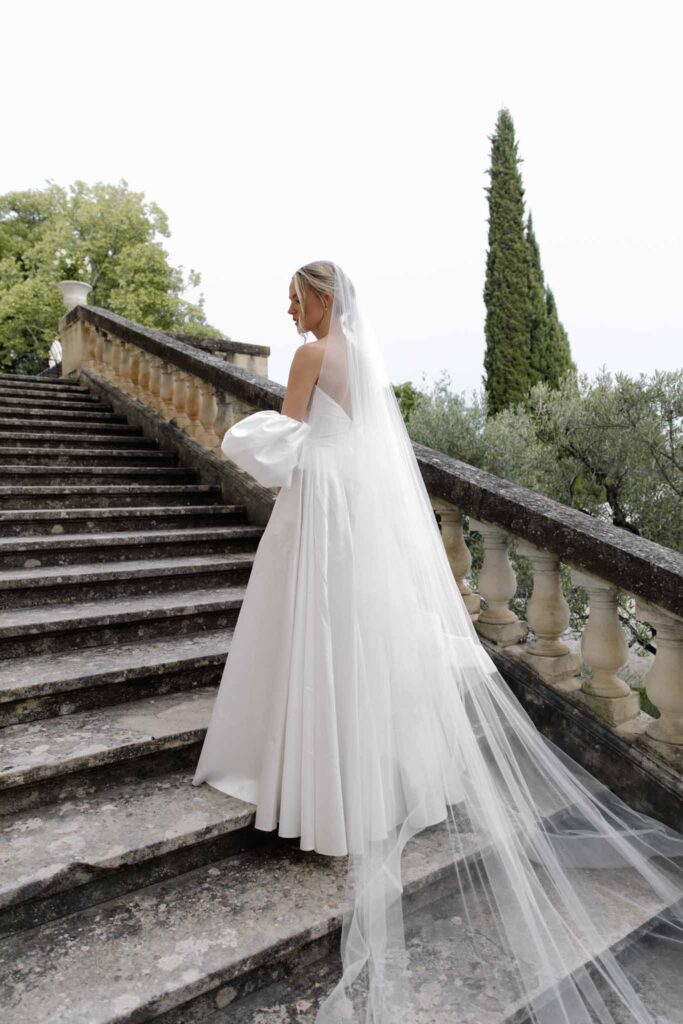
[59,304,683,758]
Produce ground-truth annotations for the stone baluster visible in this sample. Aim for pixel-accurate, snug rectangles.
[213,394,231,457]
[92,327,105,373]
[510,540,581,690]
[635,598,683,747]
[101,334,113,382]
[137,352,151,402]
[83,323,97,369]
[184,375,202,440]
[110,337,123,388]
[431,497,480,619]
[118,342,132,396]
[127,345,141,399]
[568,568,640,729]
[147,357,163,414]
[159,363,176,419]
[171,371,190,430]
[468,518,527,646]
[195,382,221,449]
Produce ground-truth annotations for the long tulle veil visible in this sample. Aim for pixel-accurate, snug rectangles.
[311,262,683,1023]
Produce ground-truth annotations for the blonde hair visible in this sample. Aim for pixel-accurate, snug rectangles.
[291,260,337,338]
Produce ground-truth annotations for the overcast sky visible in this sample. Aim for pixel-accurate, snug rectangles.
[2,0,680,394]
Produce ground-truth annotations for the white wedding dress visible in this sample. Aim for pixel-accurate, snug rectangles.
[192,383,364,855]
[193,380,471,859]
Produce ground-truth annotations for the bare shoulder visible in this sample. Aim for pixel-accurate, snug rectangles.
[290,339,325,381]
[282,339,326,420]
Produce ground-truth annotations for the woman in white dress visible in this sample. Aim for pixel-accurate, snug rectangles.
[193,261,683,1023]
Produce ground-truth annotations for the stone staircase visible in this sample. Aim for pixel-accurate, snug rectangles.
[0,372,680,1024]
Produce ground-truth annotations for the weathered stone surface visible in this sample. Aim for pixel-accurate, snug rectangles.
[0,372,86,390]
[0,414,141,435]
[0,524,261,568]
[0,483,222,511]
[0,626,231,708]
[1,768,254,917]
[0,584,244,658]
[0,404,126,423]
[0,822,461,1024]
[210,872,680,1024]
[0,687,216,793]
[0,393,108,411]
[0,386,100,404]
[0,818,671,1024]
[0,504,245,537]
[0,552,255,607]
[0,431,158,450]
[164,331,268,359]
[0,445,179,466]
[5,464,196,485]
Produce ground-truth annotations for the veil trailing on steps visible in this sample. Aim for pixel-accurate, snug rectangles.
[305,263,683,1023]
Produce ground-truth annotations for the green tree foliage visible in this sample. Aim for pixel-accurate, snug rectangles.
[404,368,680,680]
[483,109,576,415]
[392,380,424,423]
[544,285,575,387]
[528,367,682,549]
[525,211,549,389]
[483,109,533,416]
[526,212,576,389]
[0,179,223,373]
[406,367,682,553]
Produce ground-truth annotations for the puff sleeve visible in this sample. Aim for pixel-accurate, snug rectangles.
[221,410,312,489]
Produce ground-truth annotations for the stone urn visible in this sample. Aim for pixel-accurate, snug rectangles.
[57,280,92,311]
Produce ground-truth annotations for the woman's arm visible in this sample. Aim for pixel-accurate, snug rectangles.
[281,342,324,421]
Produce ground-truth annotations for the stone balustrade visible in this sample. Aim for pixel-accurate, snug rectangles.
[417,443,683,760]
[60,304,683,760]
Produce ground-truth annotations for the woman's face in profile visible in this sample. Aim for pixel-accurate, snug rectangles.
[288,280,302,330]
[288,279,330,335]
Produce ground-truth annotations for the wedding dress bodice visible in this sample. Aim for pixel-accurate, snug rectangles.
[220,383,350,488]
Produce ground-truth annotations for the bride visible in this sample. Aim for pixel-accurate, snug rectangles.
[192,261,683,1023]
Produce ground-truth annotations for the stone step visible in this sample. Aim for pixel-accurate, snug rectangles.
[0,766,257,936]
[0,626,233,726]
[0,483,222,510]
[0,464,197,486]
[0,813,669,1024]
[0,583,244,658]
[0,390,104,409]
[212,874,677,1024]
[0,399,115,420]
[0,504,249,538]
[0,404,127,424]
[0,430,157,449]
[0,553,255,610]
[0,524,261,568]
[0,415,142,436]
[0,446,178,467]
[0,819,453,1024]
[0,686,218,816]
[0,372,87,391]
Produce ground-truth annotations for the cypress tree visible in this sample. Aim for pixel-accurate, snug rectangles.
[526,211,577,388]
[545,287,577,387]
[525,211,550,389]
[482,109,534,416]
